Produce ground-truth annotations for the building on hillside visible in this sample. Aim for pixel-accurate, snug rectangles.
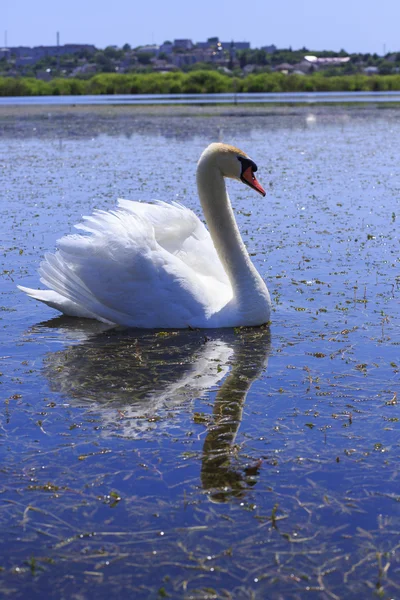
[363,66,379,75]
[292,60,315,73]
[193,48,214,62]
[196,38,250,51]
[150,58,176,71]
[70,63,98,77]
[159,42,173,55]
[0,48,11,59]
[136,45,159,55]
[221,41,250,50]
[386,53,400,62]
[171,45,226,67]
[303,55,350,67]
[170,52,198,67]
[118,52,138,70]
[274,62,294,73]
[173,39,194,51]
[62,44,96,55]
[261,44,277,54]
[205,37,219,47]
[15,56,37,66]
[9,44,96,60]
[7,46,31,57]
[243,64,256,74]
[36,69,53,81]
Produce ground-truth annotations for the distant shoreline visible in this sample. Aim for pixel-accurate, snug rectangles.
[2,91,400,115]
[1,101,400,120]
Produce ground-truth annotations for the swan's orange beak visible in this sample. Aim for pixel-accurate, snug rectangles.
[241,166,266,197]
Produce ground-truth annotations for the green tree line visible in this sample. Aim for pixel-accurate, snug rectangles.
[1,71,400,96]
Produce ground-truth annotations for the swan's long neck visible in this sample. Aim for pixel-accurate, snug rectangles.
[196,155,270,317]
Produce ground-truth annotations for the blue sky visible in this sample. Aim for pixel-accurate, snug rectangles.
[3,0,399,54]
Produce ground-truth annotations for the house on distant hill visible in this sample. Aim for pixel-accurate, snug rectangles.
[304,55,350,67]
[150,59,176,72]
[0,48,11,60]
[9,44,96,59]
[275,63,294,73]
[159,42,173,55]
[292,60,314,73]
[196,37,250,51]
[363,66,379,75]
[136,45,159,56]
[173,39,194,51]
[261,44,277,54]
[220,41,250,50]
[70,63,98,77]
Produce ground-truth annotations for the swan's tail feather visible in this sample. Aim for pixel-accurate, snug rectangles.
[18,254,119,322]
[17,285,62,306]
[37,251,119,322]
[18,243,105,319]
[39,253,92,307]
[18,209,159,325]
[16,285,102,319]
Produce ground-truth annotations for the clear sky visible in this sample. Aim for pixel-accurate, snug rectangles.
[3,0,399,55]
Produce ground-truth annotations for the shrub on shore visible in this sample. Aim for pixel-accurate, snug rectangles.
[1,71,400,96]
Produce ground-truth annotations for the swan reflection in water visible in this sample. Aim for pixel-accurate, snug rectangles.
[34,318,271,502]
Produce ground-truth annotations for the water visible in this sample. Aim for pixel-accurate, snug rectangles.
[2,90,400,106]
[0,105,399,599]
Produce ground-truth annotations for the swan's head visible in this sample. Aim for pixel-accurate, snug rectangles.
[200,143,266,197]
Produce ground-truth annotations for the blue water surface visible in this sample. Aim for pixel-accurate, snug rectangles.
[0,104,399,599]
[1,90,400,106]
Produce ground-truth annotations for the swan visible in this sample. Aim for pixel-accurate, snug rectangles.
[18,143,271,328]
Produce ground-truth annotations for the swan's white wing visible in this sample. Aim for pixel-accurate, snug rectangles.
[117,199,229,284]
[20,202,232,328]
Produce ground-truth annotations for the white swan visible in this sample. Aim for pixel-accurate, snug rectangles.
[18,143,271,328]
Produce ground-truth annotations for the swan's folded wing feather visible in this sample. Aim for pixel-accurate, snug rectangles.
[19,201,232,327]
[117,199,230,285]
[34,207,230,327]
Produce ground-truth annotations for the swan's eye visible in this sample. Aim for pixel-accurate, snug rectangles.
[237,156,258,176]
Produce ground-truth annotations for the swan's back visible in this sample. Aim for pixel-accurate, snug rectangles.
[118,200,228,282]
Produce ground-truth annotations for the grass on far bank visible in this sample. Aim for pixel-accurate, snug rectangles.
[1,70,400,96]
